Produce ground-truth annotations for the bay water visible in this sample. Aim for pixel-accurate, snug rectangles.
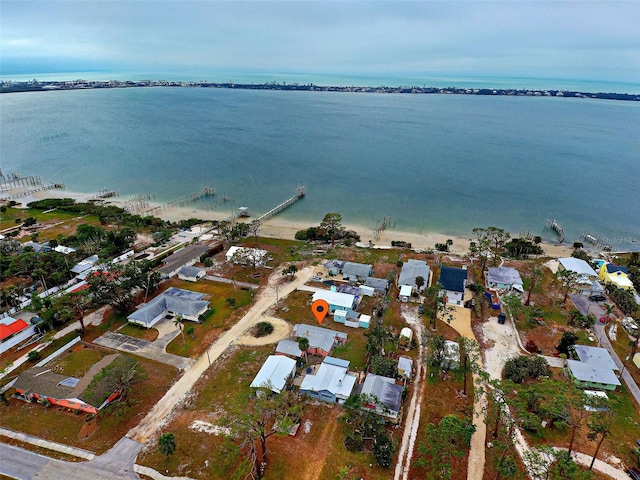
[1,87,638,248]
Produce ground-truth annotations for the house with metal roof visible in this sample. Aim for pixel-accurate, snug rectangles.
[250,355,297,394]
[275,339,302,359]
[292,323,347,357]
[565,360,621,391]
[0,318,29,343]
[158,244,211,279]
[439,266,468,306]
[71,255,100,275]
[312,290,358,314]
[398,357,413,379]
[342,262,373,282]
[365,277,389,295]
[127,287,209,328]
[225,246,268,267]
[360,373,403,419]
[558,258,602,296]
[486,266,524,292]
[299,356,357,404]
[398,259,431,293]
[565,345,621,391]
[177,266,206,282]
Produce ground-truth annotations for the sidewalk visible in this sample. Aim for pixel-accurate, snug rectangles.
[0,426,95,460]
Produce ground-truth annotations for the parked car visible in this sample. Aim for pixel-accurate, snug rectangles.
[600,316,611,324]
[627,467,640,480]
[589,294,606,302]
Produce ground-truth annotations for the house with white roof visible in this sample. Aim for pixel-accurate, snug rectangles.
[299,357,357,404]
[127,287,210,328]
[250,355,297,393]
[558,258,603,296]
[312,289,358,314]
[398,357,413,379]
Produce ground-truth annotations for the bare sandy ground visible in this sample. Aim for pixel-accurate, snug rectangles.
[234,316,291,346]
[29,188,574,256]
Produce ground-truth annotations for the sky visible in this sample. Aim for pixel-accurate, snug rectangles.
[1,1,639,85]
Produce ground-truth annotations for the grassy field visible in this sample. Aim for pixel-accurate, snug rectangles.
[48,346,109,378]
[0,207,103,241]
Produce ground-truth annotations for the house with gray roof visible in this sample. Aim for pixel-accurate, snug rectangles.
[398,259,431,293]
[292,323,347,357]
[486,266,524,292]
[565,345,621,391]
[127,287,209,328]
[365,277,389,295]
[157,244,210,279]
[299,357,357,404]
[276,339,302,359]
[71,255,100,275]
[360,373,403,419]
[342,262,373,282]
[177,266,206,282]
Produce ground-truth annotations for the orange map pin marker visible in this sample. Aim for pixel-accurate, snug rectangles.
[312,299,329,325]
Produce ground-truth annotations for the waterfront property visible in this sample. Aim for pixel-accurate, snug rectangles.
[341,262,374,282]
[127,287,210,328]
[299,356,357,404]
[486,266,524,292]
[598,263,635,291]
[439,266,468,306]
[250,355,297,394]
[397,259,432,294]
[158,244,210,279]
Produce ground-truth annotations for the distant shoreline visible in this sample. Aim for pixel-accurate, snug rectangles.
[2,79,639,101]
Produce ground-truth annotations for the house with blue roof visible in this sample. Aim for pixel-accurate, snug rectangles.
[439,266,468,306]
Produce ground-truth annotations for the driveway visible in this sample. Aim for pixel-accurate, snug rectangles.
[93,330,193,371]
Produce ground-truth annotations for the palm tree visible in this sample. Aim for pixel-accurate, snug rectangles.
[525,267,543,306]
[603,303,615,324]
[174,314,186,346]
[298,337,309,363]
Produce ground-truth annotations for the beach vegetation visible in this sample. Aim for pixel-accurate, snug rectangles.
[504,237,543,258]
[294,212,360,244]
[469,226,510,273]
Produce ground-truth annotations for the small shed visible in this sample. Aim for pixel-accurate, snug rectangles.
[333,310,347,324]
[398,356,413,379]
[399,327,413,346]
[399,285,413,302]
[358,314,371,329]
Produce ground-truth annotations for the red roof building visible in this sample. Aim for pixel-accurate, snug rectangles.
[0,318,29,342]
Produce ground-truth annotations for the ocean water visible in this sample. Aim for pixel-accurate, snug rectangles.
[1,87,639,248]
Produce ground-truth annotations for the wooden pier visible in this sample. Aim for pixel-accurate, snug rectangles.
[124,186,216,214]
[544,218,565,243]
[580,232,611,251]
[255,185,306,223]
[373,216,396,240]
[0,174,43,191]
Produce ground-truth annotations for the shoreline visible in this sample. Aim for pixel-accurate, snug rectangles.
[23,188,575,257]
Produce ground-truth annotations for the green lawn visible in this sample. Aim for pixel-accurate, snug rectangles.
[49,348,108,378]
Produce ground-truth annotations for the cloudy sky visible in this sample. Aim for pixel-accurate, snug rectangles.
[1,1,639,84]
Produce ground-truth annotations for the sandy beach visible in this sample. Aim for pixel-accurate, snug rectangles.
[23,188,574,257]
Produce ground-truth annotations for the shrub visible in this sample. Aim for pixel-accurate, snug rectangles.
[255,321,274,337]
[525,340,540,353]
[503,355,551,383]
[27,350,41,362]
[556,331,579,356]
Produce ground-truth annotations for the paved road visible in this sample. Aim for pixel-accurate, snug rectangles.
[571,294,640,407]
[0,437,141,480]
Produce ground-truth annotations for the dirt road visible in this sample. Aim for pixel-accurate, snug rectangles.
[126,267,313,444]
[393,306,426,480]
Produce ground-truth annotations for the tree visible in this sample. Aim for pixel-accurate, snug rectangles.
[422,284,454,329]
[556,331,579,356]
[82,355,146,407]
[470,227,511,274]
[248,220,261,240]
[28,292,43,313]
[174,314,186,346]
[236,389,303,479]
[602,303,615,324]
[523,444,556,480]
[526,267,544,306]
[318,212,344,245]
[415,415,476,480]
[457,336,480,396]
[414,275,425,291]
[586,404,617,470]
[370,355,397,378]
[298,336,309,362]
[373,433,394,468]
[158,432,176,457]
[282,264,298,279]
[427,334,447,368]
[556,269,581,304]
